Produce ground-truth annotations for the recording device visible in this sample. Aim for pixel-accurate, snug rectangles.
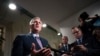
[79,12,100,33]
[80,12,100,27]
[46,45,71,55]
[79,12,100,21]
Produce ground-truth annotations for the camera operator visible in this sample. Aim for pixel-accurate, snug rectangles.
[78,12,100,36]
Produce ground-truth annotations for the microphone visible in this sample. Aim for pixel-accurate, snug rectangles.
[46,45,71,55]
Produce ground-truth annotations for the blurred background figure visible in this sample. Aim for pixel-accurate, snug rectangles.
[58,36,71,56]
[90,27,100,56]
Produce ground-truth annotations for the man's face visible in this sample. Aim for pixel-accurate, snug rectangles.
[62,37,68,44]
[72,28,82,39]
[30,18,42,33]
[95,29,100,38]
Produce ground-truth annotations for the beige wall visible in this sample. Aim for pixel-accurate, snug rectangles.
[40,28,61,49]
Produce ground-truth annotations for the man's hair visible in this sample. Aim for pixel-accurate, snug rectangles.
[62,36,68,39]
[29,17,41,25]
[78,12,89,21]
[72,26,82,32]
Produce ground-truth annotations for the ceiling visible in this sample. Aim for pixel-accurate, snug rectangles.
[0,0,99,31]
[13,0,99,31]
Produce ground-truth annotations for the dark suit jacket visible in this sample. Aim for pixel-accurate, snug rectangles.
[71,35,93,56]
[58,44,71,56]
[59,44,71,53]
[71,34,92,47]
[11,33,50,56]
[87,37,100,56]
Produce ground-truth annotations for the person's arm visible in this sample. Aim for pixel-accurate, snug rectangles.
[11,35,24,56]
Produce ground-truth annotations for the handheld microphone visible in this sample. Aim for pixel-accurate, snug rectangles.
[46,45,71,55]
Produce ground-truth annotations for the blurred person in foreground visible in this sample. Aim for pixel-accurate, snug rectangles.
[89,27,100,56]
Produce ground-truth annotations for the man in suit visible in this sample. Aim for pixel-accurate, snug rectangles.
[58,36,71,56]
[71,26,92,56]
[11,17,51,56]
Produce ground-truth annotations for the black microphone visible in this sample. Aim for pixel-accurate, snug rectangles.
[46,45,71,55]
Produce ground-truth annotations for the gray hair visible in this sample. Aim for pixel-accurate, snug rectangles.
[29,17,41,25]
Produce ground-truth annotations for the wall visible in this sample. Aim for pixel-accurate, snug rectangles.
[0,22,13,56]
[60,1,100,44]
[40,27,61,49]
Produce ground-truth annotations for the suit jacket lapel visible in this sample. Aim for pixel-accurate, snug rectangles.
[28,33,41,50]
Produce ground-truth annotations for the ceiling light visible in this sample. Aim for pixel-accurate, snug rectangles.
[9,3,16,10]
[42,23,47,28]
[57,33,61,36]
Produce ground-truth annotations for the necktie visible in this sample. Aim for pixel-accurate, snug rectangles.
[78,39,82,45]
[64,45,68,51]
[35,37,43,49]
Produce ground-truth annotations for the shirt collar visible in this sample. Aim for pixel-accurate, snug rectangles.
[33,34,39,38]
[63,44,68,46]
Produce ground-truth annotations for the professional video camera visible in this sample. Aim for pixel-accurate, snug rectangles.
[79,12,100,35]
[79,12,100,27]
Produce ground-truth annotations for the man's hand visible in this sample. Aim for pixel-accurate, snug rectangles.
[31,43,52,56]
[71,45,88,52]
[77,45,88,52]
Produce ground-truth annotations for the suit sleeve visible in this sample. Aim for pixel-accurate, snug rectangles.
[11,35,24,56]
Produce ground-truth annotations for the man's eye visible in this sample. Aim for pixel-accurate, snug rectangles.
[33,21,42,24]
[38,22,42,24]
